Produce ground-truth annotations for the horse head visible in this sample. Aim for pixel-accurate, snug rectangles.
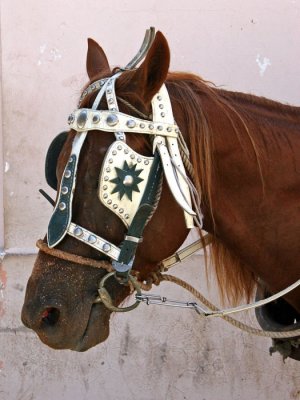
[21,31,194,351]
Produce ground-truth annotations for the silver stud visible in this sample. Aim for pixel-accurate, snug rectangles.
[126,119,136,128]
[108,98,114,104]
[92,114,100,123]
[125,214,129,219]
[112,150,117,156]
[91,84,96,90]
[74,227,83,236]
[61,186,68,195]
[64,170,71,178]
[144,160,149,165]
[58,202,66,211]
[108,158,113,164]
[105,167,111,172]
[161,112,165,118]
[157,95,162,101]
[124,149,129,154]
[107,199,112,205]
[167,127,172,132]
[148,124,154,130]
[113,204,118,209]
[104,176,109,181]
[102,243,111,252]
[103,185,108,190]
[68,114,75,124]
[119,208,124,214]
[137,158,142,163]
[107,89,112,94]
[123,175,134,186]
[106,114,119,126]
[140,123,145,129]
[88,235,97,244]
[158,125,163,131]
[118,134,124,140]
[117,145,122,150]
[130,154,135,159]
[159,104,164,109]
[77,110,88,129]
[103,193,108,199]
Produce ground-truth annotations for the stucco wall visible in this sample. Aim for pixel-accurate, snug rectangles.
[0,1,300,399]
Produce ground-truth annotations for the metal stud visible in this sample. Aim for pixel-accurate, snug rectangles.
[88,235,97,244]
[74,227,83,237]
[64,170,71,178]
[130,154,135,159]
[107,199,112,205]
[69,157,73,163]
[61,186,68,195]
[102,243,111,252]
[112,150,117,156]
[140,123,145,129]
[148,124,154,130]
[58,202,66,211]
[144,160,149,165]
[161,112,165,118]
[68,114,75,124]
[126,119,136,129]
[125,214,129,219]
[159,104,164,109]
[123,175,134,186]
[77,110,88,129]
[167,127,172,132]
[106,114,119,127]
[119,208,124,214]
[124,149,129,154]
[103,193,108,199]
[92,114,100,123]
[104,176,109,181]
[137,158,142,163]
[117,145,122,150]
[103,185,108,190]
[108,158,113,164]
[108,98,114,104]
[158,125,163,131]
[105,167,111,172]
[107,89,112,94]
[157,95,162,101]
[113,204,118,209]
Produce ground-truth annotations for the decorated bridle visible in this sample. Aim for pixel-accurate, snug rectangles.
[46,28,201,282]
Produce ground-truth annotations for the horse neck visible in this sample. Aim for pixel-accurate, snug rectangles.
[180,80,300,308]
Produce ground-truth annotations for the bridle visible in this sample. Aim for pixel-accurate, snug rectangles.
[38,28,300,338]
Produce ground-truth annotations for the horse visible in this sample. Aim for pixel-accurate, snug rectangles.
[21,30,300,357]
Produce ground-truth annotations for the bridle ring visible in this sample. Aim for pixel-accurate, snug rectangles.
[97,271,141,312]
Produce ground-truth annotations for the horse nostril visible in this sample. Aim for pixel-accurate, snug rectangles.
[41,307,60,326]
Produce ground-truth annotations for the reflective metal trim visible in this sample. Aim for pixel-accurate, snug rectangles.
[68,223,120,261]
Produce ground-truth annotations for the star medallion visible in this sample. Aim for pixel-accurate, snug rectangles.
[110,161,144,201]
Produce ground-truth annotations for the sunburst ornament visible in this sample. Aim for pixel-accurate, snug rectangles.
[110,161,144,201]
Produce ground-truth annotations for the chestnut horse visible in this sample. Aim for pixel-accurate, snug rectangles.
[22,31,300,352]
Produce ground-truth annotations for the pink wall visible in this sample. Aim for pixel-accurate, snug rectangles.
[0,1,300,399]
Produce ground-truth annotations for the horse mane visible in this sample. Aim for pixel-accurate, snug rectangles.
[166,72,263,305]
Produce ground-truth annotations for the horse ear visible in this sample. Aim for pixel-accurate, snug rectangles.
[86,38,110,80]
[133,31,170,103]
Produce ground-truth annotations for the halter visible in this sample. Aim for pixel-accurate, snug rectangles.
[47,29,202,280]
